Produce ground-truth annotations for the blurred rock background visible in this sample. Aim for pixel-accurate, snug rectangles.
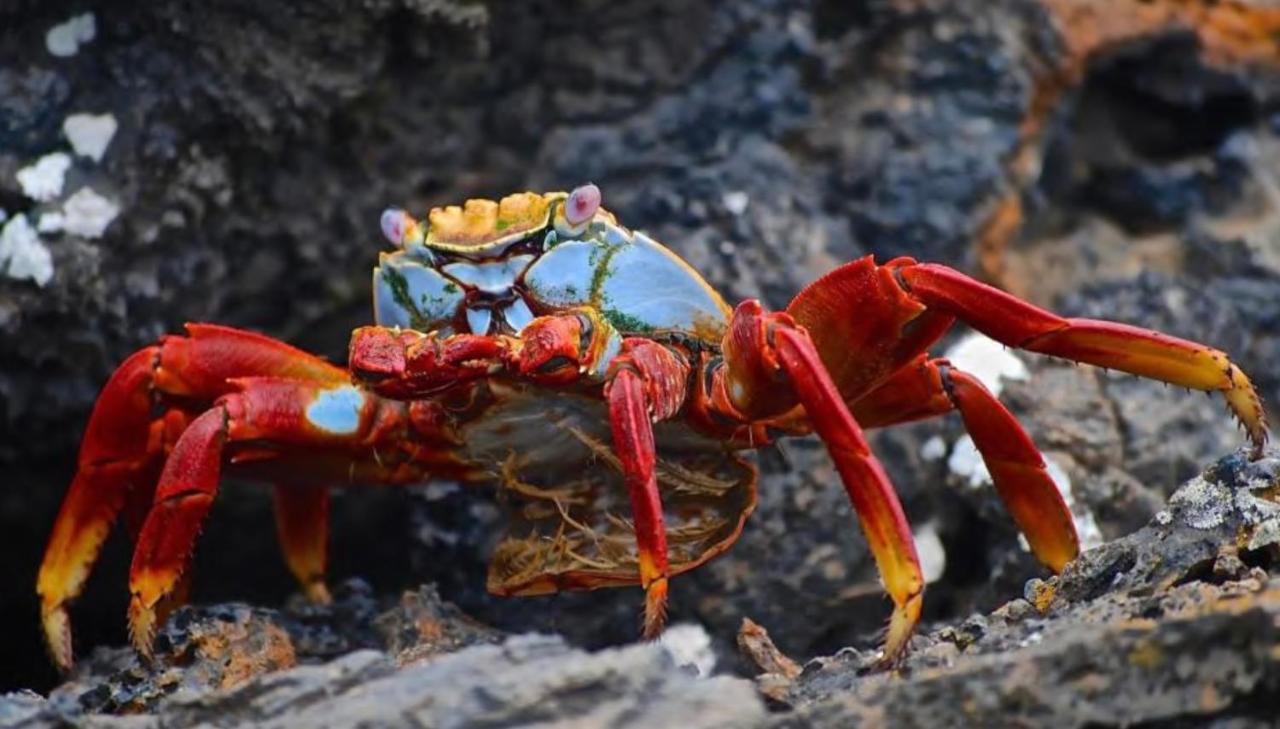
[1,0,1278,723]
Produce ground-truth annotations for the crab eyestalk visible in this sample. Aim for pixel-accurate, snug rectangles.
[554,183,602,237]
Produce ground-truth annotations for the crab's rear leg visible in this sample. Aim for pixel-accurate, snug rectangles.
[38,324,349,670]
[272,482,332,604]
[127,378,387,656]
[895,262,1269,457]
[718,301,924,663]
[37,347,171,671]
[852,355,1079,571]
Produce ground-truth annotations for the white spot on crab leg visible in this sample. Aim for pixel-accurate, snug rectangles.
[63,113,118,162]
[16,153,72,202]
[305,386,366,435]
[466,307,492,335]
[503,298,535,334]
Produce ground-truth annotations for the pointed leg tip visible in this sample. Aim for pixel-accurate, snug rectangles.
[41,605,74,674]
[642,577,669,640]
[1031,532,1080,575]
[127,595,158,662]
[305,580,333,605]
[877,590,923,670]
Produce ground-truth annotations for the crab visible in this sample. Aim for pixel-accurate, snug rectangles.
[38,184,1269,672]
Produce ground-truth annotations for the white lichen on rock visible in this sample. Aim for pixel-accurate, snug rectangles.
[63,113,118,162]
[722,190,749,215]
[46,13,96,57]
[942,331,1028,396]
[920,434,947,462]
[1166,463,1280,538]
[62,187,120,238]
[1168,474,1231,530]
[37,212,65,233]
[658,623,716,678]
[0,215,54,286]
[913,521,947,583]
[946,435,988,489]
[16,153,72,202]
[1045,457,1103,551]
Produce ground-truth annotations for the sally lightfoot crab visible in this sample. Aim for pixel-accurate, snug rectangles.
[37,185,1269,672]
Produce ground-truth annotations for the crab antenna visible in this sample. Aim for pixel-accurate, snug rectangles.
[565,184,601,226]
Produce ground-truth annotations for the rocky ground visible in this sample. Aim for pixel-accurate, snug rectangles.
[3,450,1279,728]
[2,0,1280,726]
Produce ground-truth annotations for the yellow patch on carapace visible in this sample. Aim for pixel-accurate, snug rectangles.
[427,192,560,253]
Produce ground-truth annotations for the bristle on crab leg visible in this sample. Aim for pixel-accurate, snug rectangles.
[128,407,227,657]
[897,262,1270,457]
[770,325,924,664]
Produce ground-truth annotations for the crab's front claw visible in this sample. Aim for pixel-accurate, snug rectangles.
[350,327,513,398]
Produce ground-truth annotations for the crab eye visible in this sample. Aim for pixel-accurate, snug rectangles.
[565,184,601,226]
[381,208,408,246]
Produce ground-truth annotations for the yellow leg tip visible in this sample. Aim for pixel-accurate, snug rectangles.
[41,604,73,674]
[305,580,333,605]
[642,577,669,640]
[127,595,158,662]
[879,590,923,668]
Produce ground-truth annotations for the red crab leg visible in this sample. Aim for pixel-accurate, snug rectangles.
[36,347,167,671]
[718,301,924,663]
[272,482,332,604]
[602,340,691,638]
[894,262,1270,457]
[852,355,1079,571]
[129,406,226,652]
[38,324,349,670]
[606,369,670,638]
[128,377,386,656]
[772,324,922,663]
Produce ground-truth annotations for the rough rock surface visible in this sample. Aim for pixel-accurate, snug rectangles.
[3,0,1280,725]
[3,452,1276,728]
[769,450,1280,728]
